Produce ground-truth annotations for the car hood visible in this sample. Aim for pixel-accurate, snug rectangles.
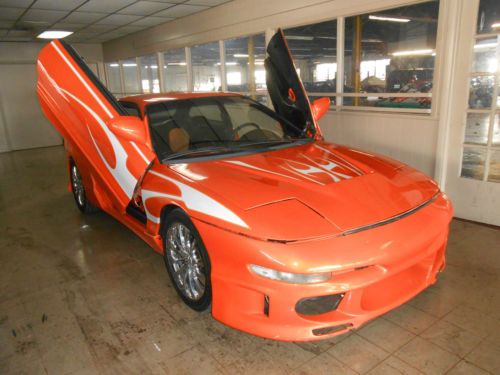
[164,141,439,241]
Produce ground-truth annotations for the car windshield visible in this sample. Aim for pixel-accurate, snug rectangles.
[145,96,311,162]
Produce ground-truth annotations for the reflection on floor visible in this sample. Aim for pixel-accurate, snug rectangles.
[1,146,499,375]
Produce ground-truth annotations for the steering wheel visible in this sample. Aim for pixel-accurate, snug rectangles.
[234,122,260,138]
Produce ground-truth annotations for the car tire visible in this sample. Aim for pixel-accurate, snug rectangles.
[69,160,99,214]
[162,209,212,311]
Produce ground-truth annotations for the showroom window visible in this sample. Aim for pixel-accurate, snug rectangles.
[191,42,222,92]
[105,62,122,96]
[460,0,500,182]
[121,58,141,95]
[162,48,188,92]
[223,33,267,102]
[284,20,337,105]
[343,0,439,110]
[139,55,160,94]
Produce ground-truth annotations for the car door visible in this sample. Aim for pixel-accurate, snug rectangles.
[265,28,324,138]
[36,40,154,212]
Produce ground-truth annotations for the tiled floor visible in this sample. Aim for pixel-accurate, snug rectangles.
[1,146,499,375]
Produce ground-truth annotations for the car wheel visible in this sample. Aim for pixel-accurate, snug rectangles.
[162,209,212,311]
[69,161,99,214]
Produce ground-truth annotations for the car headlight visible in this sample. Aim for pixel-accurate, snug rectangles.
[249,264,331,284]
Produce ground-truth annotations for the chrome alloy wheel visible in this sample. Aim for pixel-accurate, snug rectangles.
[71,164,85,207]
[166,222,207,301]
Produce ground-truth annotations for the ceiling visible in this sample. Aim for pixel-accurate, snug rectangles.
[0,0,231,44]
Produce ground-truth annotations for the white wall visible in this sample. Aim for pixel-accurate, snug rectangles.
[0,42,103,152]
[320,112,438,176]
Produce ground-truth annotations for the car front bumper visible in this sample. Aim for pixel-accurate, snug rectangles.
[194,192,452,341]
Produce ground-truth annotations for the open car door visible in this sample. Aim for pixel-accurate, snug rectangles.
[265,29,330,138]
[36,40,154,212]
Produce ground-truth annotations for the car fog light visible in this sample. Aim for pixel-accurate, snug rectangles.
[249,264,331,284]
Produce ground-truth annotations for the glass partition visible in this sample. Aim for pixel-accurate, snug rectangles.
[344,1,439,109]
[105,62,122,96]
[224,33,266,98]
[162,48,188,92]
[284,20,337,104]
[191,42,221,92]
[121,59,140,95]
[139,55,160,94]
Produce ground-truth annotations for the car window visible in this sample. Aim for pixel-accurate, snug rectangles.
[145,96,308,161]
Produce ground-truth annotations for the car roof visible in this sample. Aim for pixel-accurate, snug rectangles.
[118,92,243,115]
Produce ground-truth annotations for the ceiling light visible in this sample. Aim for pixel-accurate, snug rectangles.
[474,42,497,49]
[233,53,249,58]
[109,63,119,67]
[392,49,434,56]
[167,62,186,66]
[369,15,410,23]
[37,30,73,39]
[122,63,137,67]
[285,35,314,41]
[492,22,500,29]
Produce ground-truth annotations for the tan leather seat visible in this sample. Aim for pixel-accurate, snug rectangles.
[168,128,190,153]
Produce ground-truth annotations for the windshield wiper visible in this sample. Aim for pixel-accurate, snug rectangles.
[163,146,234,161]
[234,139,303,149]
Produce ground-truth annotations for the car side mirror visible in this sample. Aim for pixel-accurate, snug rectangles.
[311,97,331,122]
[107,116,147,145]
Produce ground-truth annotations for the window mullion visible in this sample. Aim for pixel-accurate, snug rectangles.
[336,16,344,111]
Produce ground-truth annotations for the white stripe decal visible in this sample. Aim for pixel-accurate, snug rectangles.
[62,89,137,199]
[315,145,364,175]
[148,170,248,228]
[51,41,113,119]
[223,160,300,181]
[131,141,150,164]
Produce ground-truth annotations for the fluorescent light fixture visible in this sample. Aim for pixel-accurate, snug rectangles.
[474,42,497,49]
[233,53,249,58]
[285,35,314,41]
[167,62,186,66]
[369,15,410,23]
[492,22,500,29]
[37,30,73,39]
[392,49,434,56]
[215,62,238,66]
[109,63,119,67]
[150,65,158,69]
[122,63,137,67]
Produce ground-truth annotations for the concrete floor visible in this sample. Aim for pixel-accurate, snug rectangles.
[0,146,499,375]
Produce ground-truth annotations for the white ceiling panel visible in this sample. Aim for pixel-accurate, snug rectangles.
[146,0,185,3]
[77,0,136,13]
[114,25,149,34]
[0,0,233,43]
[118,1,174,16]
[21,9,68,23]
[96,14,142,25]
[83,24,120,33]
[130,16,173,27]
[32,0,87,11]
[50,22,87,31]
[156,4,208,18]
[0,20,14,27]
[0,0,32,8]
[63,11,107,23]
[185,0,230,6]
[1,35,33,41]
[0,7,24,20]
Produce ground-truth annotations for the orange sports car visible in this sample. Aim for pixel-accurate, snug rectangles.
[36,30,453,341]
